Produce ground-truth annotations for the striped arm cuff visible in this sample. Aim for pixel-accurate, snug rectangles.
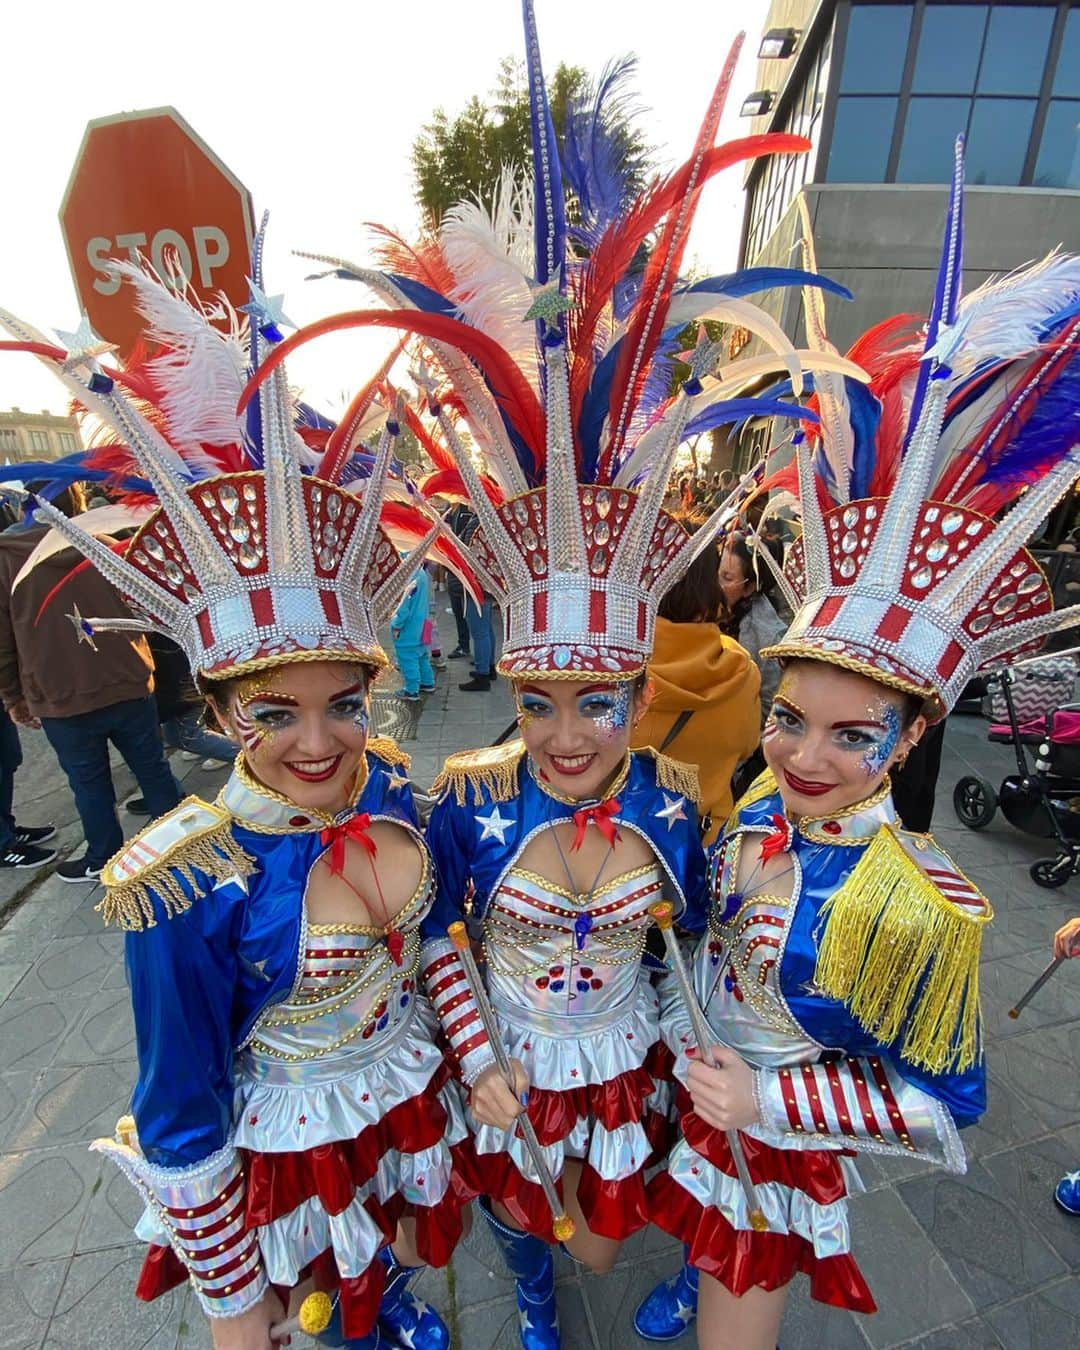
[757,1057,965,1171]
[421,937,496,1086]
[93,1138,266,1317]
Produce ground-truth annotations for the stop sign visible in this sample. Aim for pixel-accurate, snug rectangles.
[59,107,255,355]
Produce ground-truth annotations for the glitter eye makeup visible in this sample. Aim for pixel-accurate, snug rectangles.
[516,691,554,729]
[860,703,902,777]
[327,683,369,738]
[578,683,632,742]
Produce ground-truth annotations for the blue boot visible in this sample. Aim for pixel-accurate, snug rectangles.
[376,1246,451,1349]
[633,1256,698,1342]
[480,1199,561,1349]
[313,1299,393,1348]
[1055,1169,1080,1214]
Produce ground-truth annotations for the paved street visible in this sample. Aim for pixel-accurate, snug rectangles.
[1,638,1079,1348]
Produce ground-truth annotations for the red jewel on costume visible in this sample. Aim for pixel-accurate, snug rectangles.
[822,820,843,835]
[248,1115,258,1126]
[758,813,792,863]
[298,1114,307,1126]
[386,929,404,966]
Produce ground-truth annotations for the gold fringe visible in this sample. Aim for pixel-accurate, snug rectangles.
[642,748,701,804]
[430,742,526,806]
[812,825,990,1074]
[98,824,257,933]
[366,735,412,773]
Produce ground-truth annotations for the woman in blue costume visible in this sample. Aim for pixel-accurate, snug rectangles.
[0,247,481,1349]
[635,151,1080,1348]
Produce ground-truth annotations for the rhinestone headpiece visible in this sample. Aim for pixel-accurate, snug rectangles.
[764,141,1080,719]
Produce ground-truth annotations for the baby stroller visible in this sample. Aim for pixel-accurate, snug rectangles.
[953,648,1080,888]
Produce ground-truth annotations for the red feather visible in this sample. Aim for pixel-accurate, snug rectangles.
[846,314,924,498]
[418,467,504,507]
[236,310,545,461]
[567,132,811,444]
[321,337,407,484]
[34,538,132,624]
[367,223,456,298]
[400,400,455,475]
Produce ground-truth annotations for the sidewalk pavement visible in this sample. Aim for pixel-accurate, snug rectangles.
[1,654,1079,1348]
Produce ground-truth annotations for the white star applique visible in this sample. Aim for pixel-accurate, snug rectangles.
[66,604,98,650]
[385,768,411,792]
[1065,1170,1080,1185]
[239,280,295,337]
[656,793,688,830]
[54,316,117,373]
[674,1297,695,1325]
[476,805,513,844]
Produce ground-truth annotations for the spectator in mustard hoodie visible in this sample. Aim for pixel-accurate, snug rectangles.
[632,545,760,843]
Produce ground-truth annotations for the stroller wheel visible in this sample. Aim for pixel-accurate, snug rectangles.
[953,776,997,829]
[1030,856,1075,889]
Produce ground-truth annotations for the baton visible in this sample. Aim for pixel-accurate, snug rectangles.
[1008,956,1065,1018]
[447,922,576,1241]
[271,1290,335,1342]
[649,901,768,1233]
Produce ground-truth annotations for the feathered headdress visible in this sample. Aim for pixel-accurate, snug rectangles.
[765,139,1080,719]
[240,1,868,679]
[0,219,462,682]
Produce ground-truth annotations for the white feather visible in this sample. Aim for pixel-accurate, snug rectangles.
[12,504,153,590]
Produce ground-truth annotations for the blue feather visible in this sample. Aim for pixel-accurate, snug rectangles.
[562,56,645,251]
[683,398,817,440]
[383,274,457,316]
[684,267,853,303]
[296,400,336,431]
[522,0,566,296]
[759,374,881,501]
[0,461,153,495]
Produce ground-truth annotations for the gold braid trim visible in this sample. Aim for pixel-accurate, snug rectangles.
[812,825,991,1074]
[639,748,701,804]
[366,735,412,773]
[98,804,257,933]
[430,741,526,806]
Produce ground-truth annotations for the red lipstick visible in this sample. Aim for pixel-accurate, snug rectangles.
[783,769,838,797]
[285,755,344,783]
[548,753,596,778]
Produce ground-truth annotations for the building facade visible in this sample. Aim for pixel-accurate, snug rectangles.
[0,408,83,465]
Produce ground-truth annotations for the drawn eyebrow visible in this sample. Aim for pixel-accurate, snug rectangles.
[831,720,885,730]
[242,694,299,707]
[577,683,618,696]
[773,697,804,717]
[519,684,553,698]
[329,683,365,701]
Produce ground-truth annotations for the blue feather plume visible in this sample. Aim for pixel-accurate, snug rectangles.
[562,56,646,252]
[683,397,818,441]
[683,267,853,304]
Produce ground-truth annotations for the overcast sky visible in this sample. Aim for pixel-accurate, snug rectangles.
[2,0,770,420]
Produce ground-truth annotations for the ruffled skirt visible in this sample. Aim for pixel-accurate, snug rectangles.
[133,1001,479,1337]
[646,1092,876,1312]
[472,978,668,1243]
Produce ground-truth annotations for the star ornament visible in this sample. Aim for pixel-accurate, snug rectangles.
[476,805,513,844]
[54,316,117,374]
[655,794,688,830]
[523,278,572,329]
[66,604,98,650]
[385,768,411,792]
[240,281,296,343]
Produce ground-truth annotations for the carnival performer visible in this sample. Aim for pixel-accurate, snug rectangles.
[635,148,1080,1348]
[0,237,480,1350]
[237,5,878,1343]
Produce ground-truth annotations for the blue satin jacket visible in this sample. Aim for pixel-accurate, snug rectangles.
[125,749,418,1169]
[422,748,708,940]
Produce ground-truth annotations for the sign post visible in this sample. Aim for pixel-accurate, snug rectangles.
[59,107,255,354]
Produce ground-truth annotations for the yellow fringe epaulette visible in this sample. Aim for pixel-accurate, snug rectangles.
[724,767,779,834]
[637,747,701,804]
[366,735,412,773]
[430,741,526,806]
[813,824,992,1074]
[98,796,257,933]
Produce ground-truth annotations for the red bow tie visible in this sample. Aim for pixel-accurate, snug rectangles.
[571,798,621,851]
[758,813,791,864]
[320,812,377,877]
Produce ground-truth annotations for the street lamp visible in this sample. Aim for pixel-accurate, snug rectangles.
[740,90,776,118]
[759,28,800,60]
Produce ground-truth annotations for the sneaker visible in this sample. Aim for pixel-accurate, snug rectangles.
[458,677,492,692]
[200,757,230,771]
[419,684,437,694]
[0,843,57,870]
[399,692,422,703]
[448,648,470,660]
[14,823,57,846]
[178,751,201,761]
[125,797,150,815]
[56,857,103,884]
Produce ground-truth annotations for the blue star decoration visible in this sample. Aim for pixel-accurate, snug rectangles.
[655,794,688,830]
[66,604,98,651]
[240,281,296,344]
[523,278,573,334]
[475,805,513,844]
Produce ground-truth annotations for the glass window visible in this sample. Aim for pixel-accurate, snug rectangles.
[1034,98,1080,187]
[967,97,1037,184]
[839,4,913,94]
[912,5,986,94]
[58,432,77,454]
[896,96,971,181]
[827,95,898,180]
[978,6,1054,96]
[29,430,49,453]
[1054,8,1080,97]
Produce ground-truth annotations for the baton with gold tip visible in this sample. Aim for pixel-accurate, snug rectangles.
[447,921,576,1241]
[271,1290,335,1342]
[649,900,768,1232]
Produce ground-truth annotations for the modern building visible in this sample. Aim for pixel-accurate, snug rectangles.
[731,0,1080,379]
[0,408,82,465]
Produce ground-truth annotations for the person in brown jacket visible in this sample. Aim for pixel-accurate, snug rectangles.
[632,544,761,843]
[0,509,180,881]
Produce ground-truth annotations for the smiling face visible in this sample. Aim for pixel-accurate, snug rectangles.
[211,660,372,814]
[762,660,926,819]
[514,677,645,802]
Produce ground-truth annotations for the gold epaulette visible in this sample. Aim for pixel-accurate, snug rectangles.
[813,824,992,1074]
[98,797,257,933]
[430,741,526,806]
[724,767,778,834]
[637,747,701,804]
[366,735,412,773]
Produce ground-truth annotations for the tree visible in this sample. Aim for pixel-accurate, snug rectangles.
[411,56,650,230]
